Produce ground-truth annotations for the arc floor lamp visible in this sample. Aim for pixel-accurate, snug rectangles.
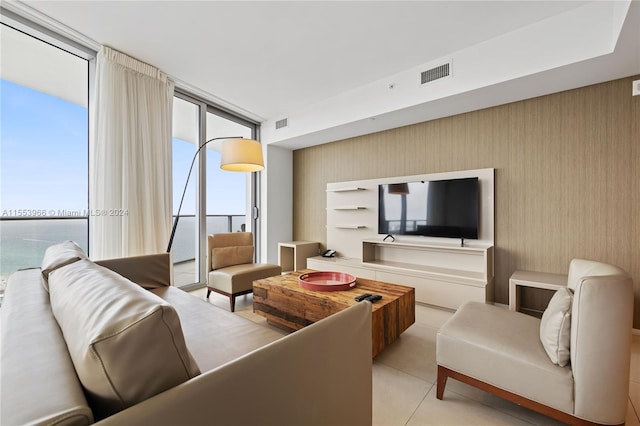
[166,137,264,253]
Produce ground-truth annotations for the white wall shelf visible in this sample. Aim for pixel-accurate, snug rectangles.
[333,206,367,210]
[333,225,367,229]
[326,187,365,192]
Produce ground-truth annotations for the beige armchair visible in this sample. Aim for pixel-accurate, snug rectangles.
[206,232,281,312]
[436,259,633,425]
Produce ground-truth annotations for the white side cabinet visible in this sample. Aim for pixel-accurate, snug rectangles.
[278,241,320,273]
[508,270,568,312]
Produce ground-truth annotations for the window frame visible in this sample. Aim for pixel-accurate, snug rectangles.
[0,13,93,289]
[0,16,94,232]
[173,89,261,290]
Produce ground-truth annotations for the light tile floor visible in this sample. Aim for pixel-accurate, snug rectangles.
[192,288,640,426]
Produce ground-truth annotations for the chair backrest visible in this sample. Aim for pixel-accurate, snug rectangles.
[207,232,254,271]
[568,258,633,424]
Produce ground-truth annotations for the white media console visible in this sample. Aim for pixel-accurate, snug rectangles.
[309,168,495,309]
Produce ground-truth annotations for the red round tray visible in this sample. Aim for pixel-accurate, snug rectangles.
[298,271,357,291]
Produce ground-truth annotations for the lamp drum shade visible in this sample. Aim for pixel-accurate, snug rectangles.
[220,138,264,172]
[388,183,410,195]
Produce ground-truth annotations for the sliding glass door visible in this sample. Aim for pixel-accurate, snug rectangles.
[171,93,258,288]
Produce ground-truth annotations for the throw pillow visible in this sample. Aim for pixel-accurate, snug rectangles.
[539,287,573,367]
[211,245,254,270]
[41,240,88,290]
[48,259,200,419]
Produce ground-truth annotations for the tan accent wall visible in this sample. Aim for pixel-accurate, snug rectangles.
[293,75,640,328]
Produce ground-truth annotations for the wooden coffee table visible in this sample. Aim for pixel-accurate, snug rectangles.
[253,270,415,357]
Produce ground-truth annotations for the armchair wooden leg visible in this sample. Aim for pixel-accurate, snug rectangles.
[436,365,448,400]
[207,287,252,312]
[435,365,610,426]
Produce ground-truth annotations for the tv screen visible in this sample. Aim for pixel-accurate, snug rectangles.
[378,177,479,240]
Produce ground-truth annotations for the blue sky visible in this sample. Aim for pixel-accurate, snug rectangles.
[1,79,88,212]
[1,78,246,216]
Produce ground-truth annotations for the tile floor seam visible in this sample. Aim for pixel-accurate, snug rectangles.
[375,359,437,385]
[444,384,545,426]
[433,382,541,426]
[404,383,434,426]
[630,396,640,421]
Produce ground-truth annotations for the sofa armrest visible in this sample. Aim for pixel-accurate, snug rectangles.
[95,302,373,426]
[95,253,173,289]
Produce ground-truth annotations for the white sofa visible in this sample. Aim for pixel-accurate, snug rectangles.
[1,242,373,426]
[436,259,633,425]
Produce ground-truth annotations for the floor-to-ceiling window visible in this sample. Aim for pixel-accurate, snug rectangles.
[0,22,90,300]
[172,93,259,288]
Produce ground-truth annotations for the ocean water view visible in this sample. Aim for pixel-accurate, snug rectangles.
[0,215,245,288]
[0,219,88,282]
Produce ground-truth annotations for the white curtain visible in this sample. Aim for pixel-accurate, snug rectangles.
[90,46,174,260]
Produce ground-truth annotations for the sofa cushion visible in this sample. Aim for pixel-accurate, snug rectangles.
[48,259,200,420]
[41,240,88,290]
[540,287,573,367]
[211,245,254,270]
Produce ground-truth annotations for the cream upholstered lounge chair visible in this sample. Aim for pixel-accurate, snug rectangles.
[436,259,633,426]
[206,232,281,312]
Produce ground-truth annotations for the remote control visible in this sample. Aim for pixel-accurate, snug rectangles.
[365,295,382,302]
[355,293,373,302]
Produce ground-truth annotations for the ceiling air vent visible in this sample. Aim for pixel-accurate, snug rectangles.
[275,118,288,129]
[421,62,451,85]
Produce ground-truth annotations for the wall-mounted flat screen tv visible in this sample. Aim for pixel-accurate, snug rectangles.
[378,177,479,240]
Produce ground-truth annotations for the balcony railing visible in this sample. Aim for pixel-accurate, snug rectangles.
[170,214,246,263]
[0,214,244,296]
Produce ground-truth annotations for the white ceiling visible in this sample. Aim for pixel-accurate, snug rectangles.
[9,1,640,149]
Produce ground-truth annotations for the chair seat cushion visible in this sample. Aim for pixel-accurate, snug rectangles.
[208,263,282,294]
[437,302,574,414]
